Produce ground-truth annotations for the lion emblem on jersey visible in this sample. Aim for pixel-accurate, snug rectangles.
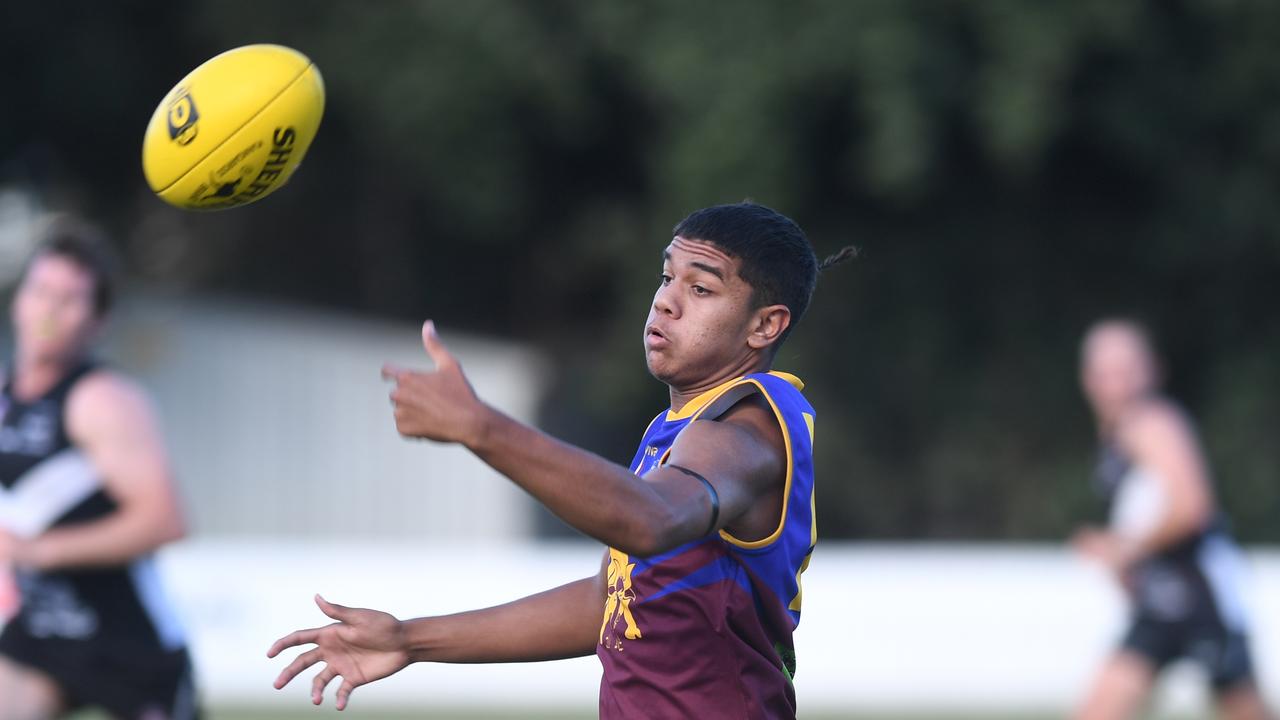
[600,548,641,650]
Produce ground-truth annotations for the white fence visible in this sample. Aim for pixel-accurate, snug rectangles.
[103,295,548,540]
[159,541,1280,716]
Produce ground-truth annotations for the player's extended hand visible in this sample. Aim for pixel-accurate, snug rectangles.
[382,321,486,445]
[267,594,411,711]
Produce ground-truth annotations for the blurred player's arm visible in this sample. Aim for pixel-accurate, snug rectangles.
[268,551,608,710]
[1113,401,1213,559]
[383,322,785,558]
[9,372,187,570]
[1074,401,1213,570]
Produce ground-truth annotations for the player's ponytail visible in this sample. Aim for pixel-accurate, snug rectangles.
[819,245,859,271]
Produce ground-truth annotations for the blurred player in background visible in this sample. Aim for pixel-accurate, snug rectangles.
[270,202,854,718]
[1073,318,1270,720]
[0,220,197,720]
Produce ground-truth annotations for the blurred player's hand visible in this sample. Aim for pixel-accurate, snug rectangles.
[0,530,34,567]
[267,594,410,711]
[1071,526,1138,579]
[0,531,21,619]
[382,321,485,445]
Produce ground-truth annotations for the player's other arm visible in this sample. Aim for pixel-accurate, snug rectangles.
[1074,401,1213,570]
[269,551,609,710]
[384,323,785,557]
[9,372,187,570]
[1114,401,1213,558]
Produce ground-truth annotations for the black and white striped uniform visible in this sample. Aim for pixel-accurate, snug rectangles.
[1095,407,1255,690]
[0,362,198,719]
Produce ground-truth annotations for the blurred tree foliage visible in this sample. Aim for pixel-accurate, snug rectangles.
[3,0,1278,540]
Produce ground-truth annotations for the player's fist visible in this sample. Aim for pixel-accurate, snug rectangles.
[382,321,487,446]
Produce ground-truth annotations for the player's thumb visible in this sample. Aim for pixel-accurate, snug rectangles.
[421,320,454,368]
[316,594,353,622]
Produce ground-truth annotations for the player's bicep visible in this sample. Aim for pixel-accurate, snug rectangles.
[1121,406,1211,521]
[67,375,179,510]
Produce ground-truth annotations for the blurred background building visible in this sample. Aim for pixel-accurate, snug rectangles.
[2,1,1278,717]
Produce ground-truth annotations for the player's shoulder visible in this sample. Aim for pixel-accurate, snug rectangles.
[1117,396,1194,447]
[66,369,158,431]
[692,391,785,460]
[677,397,786,485]
[746,370,805,394]
[745,370,811,412]
[713,391,775,431]
[70,367,150,403]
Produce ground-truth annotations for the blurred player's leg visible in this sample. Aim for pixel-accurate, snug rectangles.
[1074,651,1154,720]
[0,656,63,720]
[1217,681,1272,720]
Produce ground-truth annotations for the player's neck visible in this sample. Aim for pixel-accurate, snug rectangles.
[10,353,78,402]
[667,354,771,414]
[1096,392,1156,438]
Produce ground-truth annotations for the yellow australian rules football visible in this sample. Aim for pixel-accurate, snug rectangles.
[142,44,324,210]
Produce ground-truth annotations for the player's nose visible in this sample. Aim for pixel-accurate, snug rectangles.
[652,283,678,317]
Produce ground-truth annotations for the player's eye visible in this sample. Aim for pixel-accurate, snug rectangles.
[691,285,710,296]
[659,273,672,285]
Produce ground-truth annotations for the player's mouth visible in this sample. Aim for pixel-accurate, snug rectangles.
[645,325,671,349]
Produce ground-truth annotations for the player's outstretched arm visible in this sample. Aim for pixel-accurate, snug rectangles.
[383,322,785,557]
[3,371,187,570]
[269,555,607,710]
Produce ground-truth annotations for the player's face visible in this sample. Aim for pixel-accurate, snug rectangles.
[11,254,101,365]
[1080,324,1156,421]
[645,237,760,387]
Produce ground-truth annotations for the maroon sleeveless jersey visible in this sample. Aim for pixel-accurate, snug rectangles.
[597,372,817,719]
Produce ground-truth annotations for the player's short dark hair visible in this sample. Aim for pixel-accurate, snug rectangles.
[25,218,118,318]
[672,202,854,347]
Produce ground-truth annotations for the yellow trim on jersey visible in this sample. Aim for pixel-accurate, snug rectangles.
[665,371,804,422]
[789,413,819,609]
[788,487,818,612]
[713,378,796,550]
[789,551,812,612]
[769,371,805,392]
[657,378,750,466]
[801,413,818,545]
[665,379,743,421]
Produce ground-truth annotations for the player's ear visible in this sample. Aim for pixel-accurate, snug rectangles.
[746,304,790,350]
